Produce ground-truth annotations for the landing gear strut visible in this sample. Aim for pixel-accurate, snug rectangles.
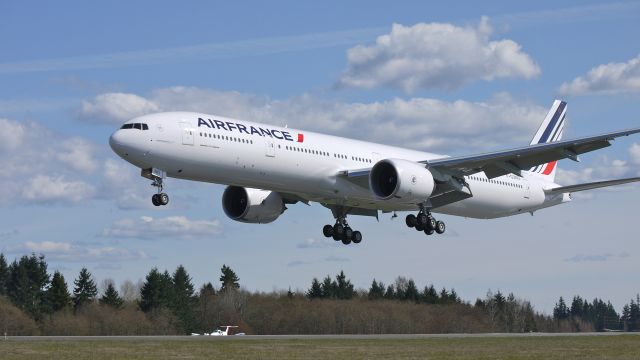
[405,209,445,236]
[145,169,169,207]
[322,216,362,245]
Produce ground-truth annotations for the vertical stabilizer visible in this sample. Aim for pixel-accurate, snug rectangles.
[528,100,567,181]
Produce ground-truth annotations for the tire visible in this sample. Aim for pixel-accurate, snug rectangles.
[341,236,352,245]
[415,224,425,231]
[322,225,334,238]
[427,217,436,230]
[424,228,434,235]
[152,194,160,206]
[435,221,446,234]
[159,193,169,206]
[344,227,353,240]
[333,224,344,236]
[352,231,362,244]
[333,233,341,241]
[417,213,428,226]
[405,214,417,228]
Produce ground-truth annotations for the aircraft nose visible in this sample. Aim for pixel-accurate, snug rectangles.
[109,129,126,156]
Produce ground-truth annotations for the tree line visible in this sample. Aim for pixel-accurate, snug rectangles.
[0,252,638,335]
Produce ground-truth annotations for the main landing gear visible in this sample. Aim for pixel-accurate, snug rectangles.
[405,210,445,236]
[150,176,169,207]
[322,217,362,245]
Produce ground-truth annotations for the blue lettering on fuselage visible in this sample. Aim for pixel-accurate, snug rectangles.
[197,117,296,142]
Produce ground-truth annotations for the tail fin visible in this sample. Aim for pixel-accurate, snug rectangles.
[528,100,567,181]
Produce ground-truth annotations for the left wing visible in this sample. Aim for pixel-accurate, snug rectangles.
[544,177,640,194]
[425,127,640,179]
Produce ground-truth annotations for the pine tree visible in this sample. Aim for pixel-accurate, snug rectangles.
[404,279,419,302]
[73,267,98,309]
[7,254,50,319]
[570,295,584,318]
[172,265,196,333]
[219,264,240,292]
[321,276,336,298]
[334,271,354,300]
[422,285,438,304]
[46,271,71,312]
[139,268,163,312]
[0,253,8,296]
[383,284,395,299]
[368,279,385,300]
[100,282,124,308]
[553,296,569,320]
[306,278,323,299]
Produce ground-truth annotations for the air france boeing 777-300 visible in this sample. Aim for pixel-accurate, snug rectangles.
[109,100,640,244]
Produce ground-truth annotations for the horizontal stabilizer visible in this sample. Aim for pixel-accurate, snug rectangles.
[545,177,640,194]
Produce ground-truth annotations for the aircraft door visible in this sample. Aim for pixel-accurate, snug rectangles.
[180,122,194,146]
[265,139,275,157]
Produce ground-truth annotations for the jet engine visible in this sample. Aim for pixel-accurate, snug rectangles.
[369,159,435,203]
[222,186,285,223]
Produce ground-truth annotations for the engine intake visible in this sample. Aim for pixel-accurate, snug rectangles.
[369,159,435,203]
[222,186,284,224]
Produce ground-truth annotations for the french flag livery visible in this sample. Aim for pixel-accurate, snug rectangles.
[529,100,567,180]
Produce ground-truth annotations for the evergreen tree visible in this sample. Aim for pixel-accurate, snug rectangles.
[422,285,439,304]
[7,253,50,319]
[553,296,569,320]
[100,282,124,308]
[404,279,419,302]
[334,271,354,300]
[570,295,584,318]
[46,271,71,312]
[73,267,98,309]
[140,268,163,312]
[219,264,240,292]
[306,278,323,299]
[440,288,450,304]
[200,282,215,297]
[172,265,196,333]
[383,284,395,299]
[368,279,385,300]
[449,288,460,304]
[321,275,336,298]
[0,253,8,296]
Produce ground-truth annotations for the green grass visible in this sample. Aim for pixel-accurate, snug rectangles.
[2,335,640,360]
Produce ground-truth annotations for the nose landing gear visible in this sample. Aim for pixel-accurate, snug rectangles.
[144,168,170,207]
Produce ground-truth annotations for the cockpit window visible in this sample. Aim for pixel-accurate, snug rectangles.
[120,123,149,130]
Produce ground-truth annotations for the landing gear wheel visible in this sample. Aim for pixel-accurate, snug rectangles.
[159,193,169,206]
[426,216,436,231]
[424,228,434,235]
[435,221,446,234]
[333,224,344,237]
[415,224,425,232]
[417,213,428,226]
[344,227,353,241]
[352,231,362,244]
[405,214,417,228]
[333,233,341,241]
[323,225,334,238]
[341,236,352,245]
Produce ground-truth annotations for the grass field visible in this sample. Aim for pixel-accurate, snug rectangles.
[2,334,640,359]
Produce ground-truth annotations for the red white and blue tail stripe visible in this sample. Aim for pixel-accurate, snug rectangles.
[528,100,567,179]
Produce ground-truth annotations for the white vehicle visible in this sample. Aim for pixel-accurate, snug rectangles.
[109,100,640,244]
[209,325,238,336]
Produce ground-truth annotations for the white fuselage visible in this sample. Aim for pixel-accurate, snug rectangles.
[109,112,569,219]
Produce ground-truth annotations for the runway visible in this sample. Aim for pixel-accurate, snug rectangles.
[6,332,639,341]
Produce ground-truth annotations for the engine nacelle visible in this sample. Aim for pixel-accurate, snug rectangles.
[369,159,435,203]
[222,186,285,224]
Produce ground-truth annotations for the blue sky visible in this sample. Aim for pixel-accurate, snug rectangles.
[1,0,640,313]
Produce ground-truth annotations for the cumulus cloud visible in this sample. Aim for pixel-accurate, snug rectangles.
[56,138,97,173]
[7,241,147,262]
[21,175,95,204]
[337,18,540,92]
[0,118,26,151]
[558,55,640,95]
[102,215,221,240]
[80,92,159,123]
[629,143,640,165]
[556,156,630,186]
[81,87,546,154]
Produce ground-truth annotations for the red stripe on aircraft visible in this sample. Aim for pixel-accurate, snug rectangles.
[297,133,304,142]
[542,161,557,175]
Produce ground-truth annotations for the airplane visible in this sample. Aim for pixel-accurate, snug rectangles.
[190,325,240,336]
[109,100,640,244]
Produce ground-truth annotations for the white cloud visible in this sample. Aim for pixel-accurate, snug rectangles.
[0,118,26,151]
[80,93,159,123]
[564,252,630,263]
[338,18,540,92]
[296,238,340,249]
[102,215,221,240]
[8,241,147,262]
[21,175,95,204]
[556,156,631,190]
[56,138,97,173]
[81,87,546,154]
[558,55,640,95]
[629,143,640,165]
